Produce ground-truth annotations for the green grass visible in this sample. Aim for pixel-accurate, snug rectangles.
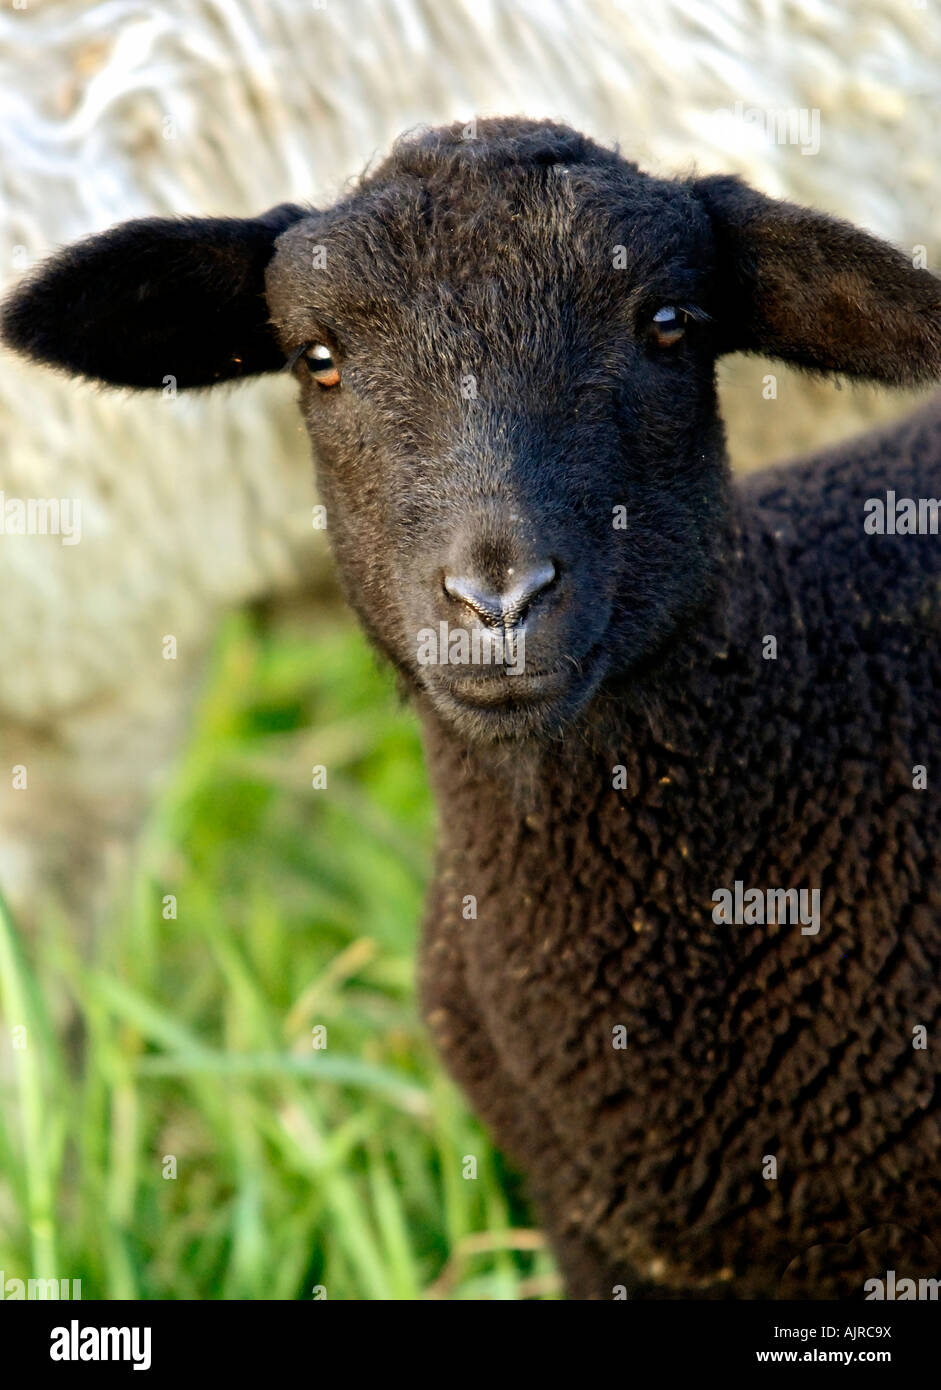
[0,608,559,1299]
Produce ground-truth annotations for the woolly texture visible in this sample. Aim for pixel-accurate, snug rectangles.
[421,400,941,1296]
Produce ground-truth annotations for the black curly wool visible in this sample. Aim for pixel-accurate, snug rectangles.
[3,116,940,1299]
[418,401,941,1297]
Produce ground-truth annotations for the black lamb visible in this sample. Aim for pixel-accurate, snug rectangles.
[3,117,940,1299]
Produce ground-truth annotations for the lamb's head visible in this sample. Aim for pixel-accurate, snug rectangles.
[265,119,731,740]
[4,117,941,744]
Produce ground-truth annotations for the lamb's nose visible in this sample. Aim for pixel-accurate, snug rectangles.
[443,561,557,628]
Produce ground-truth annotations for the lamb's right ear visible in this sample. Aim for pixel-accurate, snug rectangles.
[693,175,941,387]
[0,203,309,389]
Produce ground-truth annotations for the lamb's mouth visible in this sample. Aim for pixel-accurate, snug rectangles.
[423,646,607,738]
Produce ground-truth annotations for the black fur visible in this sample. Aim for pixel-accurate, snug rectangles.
[3,118,940,1298]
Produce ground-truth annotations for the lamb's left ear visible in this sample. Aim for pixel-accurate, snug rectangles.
[693,174,941,387]
[0,202,309,389]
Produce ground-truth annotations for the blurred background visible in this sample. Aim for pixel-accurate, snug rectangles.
[0,0,938,1299]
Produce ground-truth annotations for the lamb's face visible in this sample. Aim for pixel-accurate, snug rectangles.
[267,139,729,741]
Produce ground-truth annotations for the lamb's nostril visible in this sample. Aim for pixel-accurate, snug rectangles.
[443,561,558,627]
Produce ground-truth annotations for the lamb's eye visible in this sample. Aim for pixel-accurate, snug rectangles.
[303,344,341,387]
[648,306,687,348]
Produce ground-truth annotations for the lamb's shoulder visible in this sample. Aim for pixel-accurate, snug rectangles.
[730,399,941,682]
[738,395,941,571]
